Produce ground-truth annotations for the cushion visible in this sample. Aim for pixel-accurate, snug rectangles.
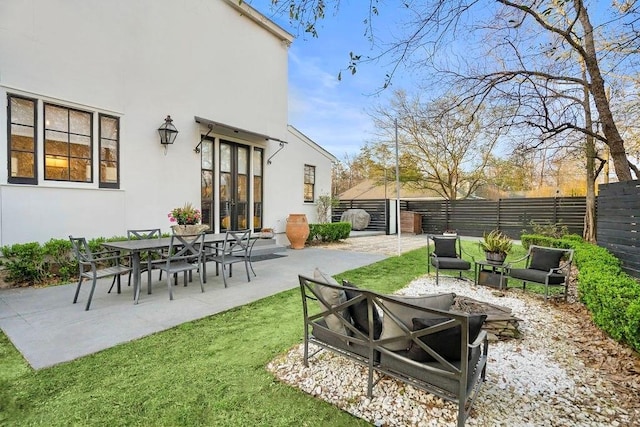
[431,257,471,270]
[313,268,348,335]
[433,237,457,258]
[379,293,456,351]
[529,248,564,271]
[508,268,566,285]
[342,281,382,339]
[406,314,487,362]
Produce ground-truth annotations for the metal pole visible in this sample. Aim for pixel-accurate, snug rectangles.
[395,118,401,256]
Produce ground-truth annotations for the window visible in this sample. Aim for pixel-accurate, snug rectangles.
[304,164,315,202]
[44,103,92,182]
[99,114,120,188]
[253,148,263,229]
[8,95,37,184]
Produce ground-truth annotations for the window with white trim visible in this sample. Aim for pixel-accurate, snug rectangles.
[8,95,37,184]
[304,164,315,202]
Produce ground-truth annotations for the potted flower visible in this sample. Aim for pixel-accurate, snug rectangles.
[479,229,512,264]
[259,227,275,239]
[168,203,209,235]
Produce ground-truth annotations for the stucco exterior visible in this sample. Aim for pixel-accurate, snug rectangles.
[0,0,336,245]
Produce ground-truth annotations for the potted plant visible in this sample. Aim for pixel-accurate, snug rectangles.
[168,202,209,235]
[479,229,512,264]
[259,227,275,239]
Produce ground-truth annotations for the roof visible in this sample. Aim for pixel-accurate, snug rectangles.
[339,179,443,200]
[287,125,338,163]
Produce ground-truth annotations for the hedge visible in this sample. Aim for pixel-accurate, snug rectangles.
[307,222,351,243]
[521,233,640,352]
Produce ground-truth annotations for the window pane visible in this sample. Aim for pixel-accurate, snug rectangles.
[237,146,247,174]
[9,95,37,183]
[70,134,91,158]
[201,140,213,170]
[10,152,35,178]
[10,98,35,126]
[253,149,262,176]
[10,125,34,150]
[220,144,231,172]
[70,158,91,182]
[100,114,119,188]
[45,105,68,132]
[202,170,212,199]
[45,156,69,180]
[70,110,91,135]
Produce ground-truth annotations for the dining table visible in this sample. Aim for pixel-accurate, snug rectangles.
[102,232,239,304]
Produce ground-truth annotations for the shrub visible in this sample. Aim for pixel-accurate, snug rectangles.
[521,233,640,353]
[307,222,351,242]
[1,242,47,285]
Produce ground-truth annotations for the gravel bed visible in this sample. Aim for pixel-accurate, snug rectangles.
[267,276,636,426]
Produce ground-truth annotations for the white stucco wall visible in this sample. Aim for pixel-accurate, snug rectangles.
[0,0,336,245]
[263,126,336,233]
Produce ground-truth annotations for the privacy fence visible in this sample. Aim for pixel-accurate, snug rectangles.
[334,197,588,239]
[596,180,640,277]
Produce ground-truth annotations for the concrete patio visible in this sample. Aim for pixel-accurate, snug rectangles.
[0,241,395,370]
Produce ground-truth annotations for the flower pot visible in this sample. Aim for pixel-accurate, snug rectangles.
[171,224,209,235]
[285,214,309,249]
[485,251,506,265]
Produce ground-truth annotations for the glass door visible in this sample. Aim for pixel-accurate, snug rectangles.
[219,141,249,231]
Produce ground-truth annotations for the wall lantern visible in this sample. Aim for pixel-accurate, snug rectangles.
[158,115,178,154]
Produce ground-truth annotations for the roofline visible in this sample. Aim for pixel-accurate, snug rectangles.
[223,0,294,44]
[287,125,338,163]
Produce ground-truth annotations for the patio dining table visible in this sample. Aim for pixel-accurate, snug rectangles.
[102,233,236,304]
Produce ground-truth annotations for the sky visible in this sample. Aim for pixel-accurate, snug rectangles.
[248,1,409,160]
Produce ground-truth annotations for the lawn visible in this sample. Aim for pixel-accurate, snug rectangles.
[0,241,526,426]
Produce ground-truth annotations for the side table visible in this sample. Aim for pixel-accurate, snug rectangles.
[474,260,508,289]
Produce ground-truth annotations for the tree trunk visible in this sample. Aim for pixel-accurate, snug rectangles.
[581,63,597,242]
[577,0,632,181]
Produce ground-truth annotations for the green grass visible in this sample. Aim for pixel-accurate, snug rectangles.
[0,241,529,426]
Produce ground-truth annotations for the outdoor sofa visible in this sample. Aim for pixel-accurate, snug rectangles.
[298,270,489,427]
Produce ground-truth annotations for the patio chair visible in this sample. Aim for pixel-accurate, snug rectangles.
[156,233,206,300]
[427,234,473,285]
[203,229,251,288]
[69,236,133,311]
[505,245,574,301]
[107,228,164,294]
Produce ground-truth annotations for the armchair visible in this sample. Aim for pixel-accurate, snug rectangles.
[69,236,133,311]
[427,235,473,285]
[505,245,574,301]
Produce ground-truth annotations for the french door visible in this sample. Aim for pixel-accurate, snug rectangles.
[201,138,263,232]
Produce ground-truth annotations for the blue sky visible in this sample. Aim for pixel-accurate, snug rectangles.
[249,1,407,160]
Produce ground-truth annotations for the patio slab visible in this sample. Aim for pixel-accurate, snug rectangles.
[0,246,386,369]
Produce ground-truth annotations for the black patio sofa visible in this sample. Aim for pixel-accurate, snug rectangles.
[298,271,489,427]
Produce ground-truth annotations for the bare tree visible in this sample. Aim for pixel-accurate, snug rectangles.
[264,0,638,181]
[369,91,500,200]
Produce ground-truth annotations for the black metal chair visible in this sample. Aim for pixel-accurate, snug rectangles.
[427,234,473,285]
[203,229,252,288]
[156,233,206,300]
[69,236,133,311]
[506,245,574,301]
[108,228,164,294]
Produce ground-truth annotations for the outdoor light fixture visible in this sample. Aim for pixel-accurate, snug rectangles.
[158,115,178,154]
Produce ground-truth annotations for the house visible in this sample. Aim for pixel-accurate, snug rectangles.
[0,0,337,245]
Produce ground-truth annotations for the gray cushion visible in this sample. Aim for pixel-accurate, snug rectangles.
[379,293,456,351]
[529,247,564,271]
[313,268,348,335]
[406,314,487,362]
[433,237,457,258]
[431,257,471,270]
[508,268,566,285]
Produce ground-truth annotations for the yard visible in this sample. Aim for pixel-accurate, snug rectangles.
[0,240,638,426]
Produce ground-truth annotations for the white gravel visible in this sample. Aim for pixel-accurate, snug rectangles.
[267,275,635,426]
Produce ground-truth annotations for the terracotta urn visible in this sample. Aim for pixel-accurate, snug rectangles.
[285,214,309,249]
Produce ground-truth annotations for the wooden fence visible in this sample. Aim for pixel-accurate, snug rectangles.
[335,197,587,239]
[597,180,640,277]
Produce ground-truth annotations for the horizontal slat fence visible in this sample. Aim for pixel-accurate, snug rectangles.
[597,180,640,277]
[403,197,587,239]
[333,199,388,231]
[336,197,587,239]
